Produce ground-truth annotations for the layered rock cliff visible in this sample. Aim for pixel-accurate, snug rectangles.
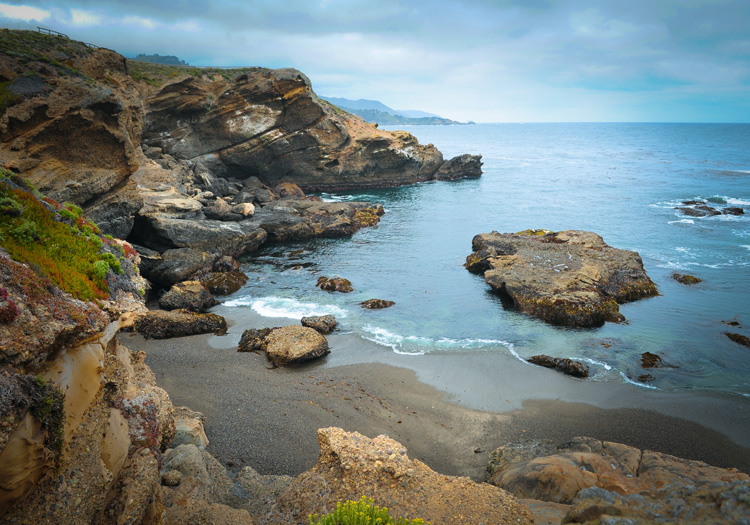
[0,29,481,255]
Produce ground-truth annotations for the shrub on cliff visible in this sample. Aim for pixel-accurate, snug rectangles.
[309,496,428,525]
[0,169,139,301]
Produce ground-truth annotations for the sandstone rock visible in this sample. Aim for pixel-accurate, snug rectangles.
[273,427,534,524]
[300,315,337,334]
[317,276,353,293]
[264,326,330,366]
[159,281,216,312]
[232,202,255,217]
[564,481,750,524]
[486,436,750,505]
[272,182,306,200]
[162,469,183,487]
[433,153,483,180]
[171,406,209,449]
[466,230,658,327]
[198,271,248,296]
[673,272,702,285]
[204,197,244,221]
[237,327,276,352]
[361,299,395,309]
[726,332,750,348]
[134,310,227,339]
[527,355,589,378]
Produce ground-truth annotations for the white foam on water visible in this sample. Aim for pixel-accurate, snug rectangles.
[361,325,425,355]
[577,357,613,371]
[742,245,750,251]
[668,219,695,225]
[620,372,660,390]
[727,197,750,205]
[361,326,515,357]
[223,295,348,319]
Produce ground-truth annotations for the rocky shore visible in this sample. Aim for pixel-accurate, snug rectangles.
[1,29,750,524]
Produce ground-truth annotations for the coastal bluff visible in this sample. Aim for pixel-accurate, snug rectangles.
[466,229,658,327]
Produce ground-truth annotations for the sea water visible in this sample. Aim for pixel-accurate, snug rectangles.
[225,123,750,398]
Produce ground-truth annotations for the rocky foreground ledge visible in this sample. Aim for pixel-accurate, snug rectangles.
[466,229,658,327]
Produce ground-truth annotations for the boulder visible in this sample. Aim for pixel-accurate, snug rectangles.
[159,281,215,312]
[676,205,721,217]
[198,271,248,296]
[263,326,330,366]
[213,255,241,273]
[486,436,749,505]
[316,276,353,293]
[231,202,255,217]
[360,299,395,309]
[171,407,209,450]
[134,310,227,339]
[640,351,663,368]
[466,230,658,327]
[723,207,745,215]
[272,182,306,200]
[433,153,483,181]
[146,248,218,288]
[527,355,589,378]
[673,272,702,285]
[273,427,534,524]
[204,198,244,221]
[300,315,338,334]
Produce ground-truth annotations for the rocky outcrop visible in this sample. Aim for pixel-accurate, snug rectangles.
[527,355,589,378]
[433,153,483,181]
[272,427,534,524]
[726,332,750,348]
[197,270,248,296]
[466,230,658,327]
[676,200,746,217]
[361,298,395,309]
[486,436,749,505]
[134,309,227,339]
[316,276,353,293]
[0,30,478,277]
[673,272,702,285]
[300,315,337,334]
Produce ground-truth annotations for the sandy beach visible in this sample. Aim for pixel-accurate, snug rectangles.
[121,305,750,480]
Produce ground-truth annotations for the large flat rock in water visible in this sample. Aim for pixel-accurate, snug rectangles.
[466,230,657,327]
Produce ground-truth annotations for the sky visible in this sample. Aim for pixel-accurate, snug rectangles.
[1,0,749,122]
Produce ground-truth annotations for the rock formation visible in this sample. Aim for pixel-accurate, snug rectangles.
[527,355,589,378]
[0,29,481,273]
[237,325,330,366]
[466,229,658,327]
[272,427,534,524]
[300,315,337,334]
[361,298,396,309]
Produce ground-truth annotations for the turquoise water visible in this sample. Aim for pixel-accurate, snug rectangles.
[227,123,750,397]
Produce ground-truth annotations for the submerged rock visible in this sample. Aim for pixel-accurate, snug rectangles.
[301,315,338,334]
[640,351,663,368]
[673,272,702,285]
[466,230,658,327]
[486,436,750,505]
[726,332,750,348]
[134,310,227,339]
[527,355,589,378]
[273,427,534,524]
[316,276,353,293]
[360,299,396,309]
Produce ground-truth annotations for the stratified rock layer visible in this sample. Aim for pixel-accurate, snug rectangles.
[466,230,658,327]
[273,427,534,525]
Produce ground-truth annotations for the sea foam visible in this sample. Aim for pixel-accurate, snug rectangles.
[223,295,348,319]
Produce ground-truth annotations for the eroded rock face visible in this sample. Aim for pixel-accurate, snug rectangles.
[433,153,483,181]
[466,230,658,327]
[264,326,330,366]
[486,436,750,505]
[273,427,534,525]
[159,280,216,312]
[300,315,337,334]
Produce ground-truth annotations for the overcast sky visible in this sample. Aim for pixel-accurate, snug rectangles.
[1,0,749,122]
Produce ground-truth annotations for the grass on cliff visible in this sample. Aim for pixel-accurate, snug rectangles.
[0,169,126,300]
[127,59,262,87]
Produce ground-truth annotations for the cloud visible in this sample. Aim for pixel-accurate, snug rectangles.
[70,8,101,26]
[0,2,49,21]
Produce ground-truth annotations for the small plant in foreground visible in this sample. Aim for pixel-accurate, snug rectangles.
[309,496,427,525]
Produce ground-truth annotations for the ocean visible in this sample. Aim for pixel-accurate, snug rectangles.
[221,123,750,399]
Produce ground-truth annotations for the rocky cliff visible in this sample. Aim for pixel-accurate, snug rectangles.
[0,29,481,255]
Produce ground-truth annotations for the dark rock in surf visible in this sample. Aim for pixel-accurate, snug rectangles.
[317,276,353,293]
[361,299,395,309]
[433,154,483,181]
[725,332,750,348]
[672,273,702,285]
[640,352,663,368]
[527,355,589,378]
[301,315,337,334]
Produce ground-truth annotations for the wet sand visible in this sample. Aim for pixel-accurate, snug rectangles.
[121,307,750,479]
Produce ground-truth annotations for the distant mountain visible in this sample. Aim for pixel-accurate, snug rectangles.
[320,96,468,126]
[132,54,189,66]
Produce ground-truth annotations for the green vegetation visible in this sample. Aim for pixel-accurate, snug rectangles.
[515,229,553,236]
[127,59,258,87]
[0,168,124,300]
[309,497,428,525]
[132,53,189,65]
[30,375,65,455]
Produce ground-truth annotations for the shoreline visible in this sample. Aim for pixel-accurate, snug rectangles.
[124,305,750,479]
